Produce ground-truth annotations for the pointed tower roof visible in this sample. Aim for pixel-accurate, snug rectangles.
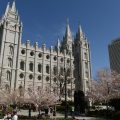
[5,2,10,16]
[65,19,72,40]
[76,24,85,41]
[57,37,61,48]
[78,24,83,34]
[11,0,16,12]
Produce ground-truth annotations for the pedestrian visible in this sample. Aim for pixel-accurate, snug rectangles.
[72,116,77,120]
[7,112,12,120]
[12,111,18,120]
[3,112,8,120]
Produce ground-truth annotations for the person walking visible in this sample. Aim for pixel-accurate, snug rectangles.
[12,111,18,120]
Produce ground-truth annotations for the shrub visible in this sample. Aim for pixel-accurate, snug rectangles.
[112,111,120,120]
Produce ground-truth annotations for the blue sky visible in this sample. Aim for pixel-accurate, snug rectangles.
[0,0,120,78]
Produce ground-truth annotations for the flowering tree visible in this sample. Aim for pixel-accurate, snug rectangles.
[0,88,25,106]
[87,69,120,105]
[25,86,59,116]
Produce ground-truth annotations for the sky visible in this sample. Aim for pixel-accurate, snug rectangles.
[0,0,120,78]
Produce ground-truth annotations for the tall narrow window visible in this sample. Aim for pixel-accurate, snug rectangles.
[85,62,88,69]
[84,53,88,59]
[38,64,42,73]
[60,67,64,76]
[9,46,14,55]
[19,86,24,96]
[20,61,25,70]
[53,66,57,75]
[46,65,49,74]
[5,84,10,91]
[8,58,12,67]
[67,68,71,76]
[29,62,33,72]
[7,71,11,81]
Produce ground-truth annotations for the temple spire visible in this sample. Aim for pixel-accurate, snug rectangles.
[11,0,16,12]
[77,24,85,39]
[65,18,72,40]
[57,37,60,48]
[78,24,83,34]
[5,2,10,16]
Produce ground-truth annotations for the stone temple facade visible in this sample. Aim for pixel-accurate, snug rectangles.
[0,1,92,101]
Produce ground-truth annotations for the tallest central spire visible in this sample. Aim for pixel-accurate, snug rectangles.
[65,18,72,40]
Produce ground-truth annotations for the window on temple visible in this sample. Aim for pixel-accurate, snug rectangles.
[67,68,71,76]
[29,74,33,79]
[5,84,10,91]
[8,58,13,67]
[61,58,63,62]
[84,52,88,59]
[9,45,14,55]
[30,51,34,56]
[38,64,42,73]
[46,65,49,74]
[85,62,88,69]
[19,86,24,96]
[67,59,70,63]
[53,77,57,83]
[38,53,42,58]
[68,89,72,97]
[20,61,25,70]
[46,76,49,82]
[38,75,41,80]
[60,67,64,76]
[29,62,33,72]
[53,66,57,75]
[85,71,89,78]
[21,49,25,54]
[46,55,50,59]
[54,56,57,61]
[19,73,24,79]
[7,71,11,81]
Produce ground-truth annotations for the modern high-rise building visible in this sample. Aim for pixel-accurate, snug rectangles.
[108,38,120,73]
[0,1,92,100]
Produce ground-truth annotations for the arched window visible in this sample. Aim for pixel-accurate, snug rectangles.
[85,62,88,69]
[29,62,33,72]
[84,52,88,59]
[46,65,49,74]
[38,64,42,73]
[5,84,10,91]
[19,86,24,96]
[8,58,12,67]
[85,71,89,78]
[9,45,14,55]
[7,71,11,81]
[67,68,71,76]
[68,89,72,97]
[20,61,25,70]
[60,67,64,76]
[53,66,57,75]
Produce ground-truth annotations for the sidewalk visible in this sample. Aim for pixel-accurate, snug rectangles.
[17,110,106,120]
[0,110,106,120]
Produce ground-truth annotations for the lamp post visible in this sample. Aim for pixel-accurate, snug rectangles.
[64,68,68,119]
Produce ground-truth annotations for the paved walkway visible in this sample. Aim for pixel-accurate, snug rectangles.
[0,110,107,120]
[17,110,106,120]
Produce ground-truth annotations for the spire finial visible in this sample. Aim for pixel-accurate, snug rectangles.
[67,18,69,26]
[65,18,72,40]
[5,2,10,16]
[78,24,82,33]
[11,0,16,12]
